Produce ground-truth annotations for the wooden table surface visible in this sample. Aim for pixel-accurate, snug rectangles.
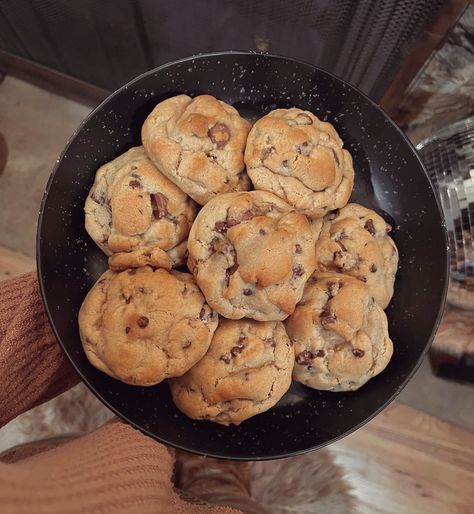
[1,245,473,513]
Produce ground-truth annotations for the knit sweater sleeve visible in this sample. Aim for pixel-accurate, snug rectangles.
[0,272,79,428]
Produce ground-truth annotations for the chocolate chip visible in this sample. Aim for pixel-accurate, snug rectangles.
[261,146,275,160]
[220,355,231,364]
[315,349,326,357]
[129,179,141,189]
[243,288,253,296]
[214,220,228,233]
[331,149,340,166]
[199,307,206,320]
[230,336,246,357]
[333,250,343,266]
[327,209,340,221]
[208,122,231,148]
[282,159,289,168]
[356,275,367,283]
[150,192,168,219]
[352,348,365,358]
[137,316,149,328]
[227,209,254,227]
[92,193,106,205]
[370,264,377,273]
[295,113,313,125]
[182,340,192,349]
[295,244,302,254]
[125,326,131,334]
[231,345,243,356]
[364,219,376,236]
[292,264,304,278]
[320,307,336,327]
[225,263,238,286]
[205,151,217,162]
[296,350,315,365]
[122,294,132,304]
[259,228,267,236]
[296,141,311,155]
[244,372,250,381]
[229,335,246,356]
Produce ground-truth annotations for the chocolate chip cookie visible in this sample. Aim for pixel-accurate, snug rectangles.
[169,318,294,425]
[78,266,218,386]
[314,203,398,308]
[142,94,251,205]
[244,108,354,219]
[84,146,197,270]
[187,191,317,321]
[286,273,393,391]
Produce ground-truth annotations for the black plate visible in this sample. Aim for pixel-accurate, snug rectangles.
[37,52,448,460]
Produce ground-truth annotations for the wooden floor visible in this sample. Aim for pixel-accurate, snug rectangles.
[1,246,473,513]
[332,402,474,514]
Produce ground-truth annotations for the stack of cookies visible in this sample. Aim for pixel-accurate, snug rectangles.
[79,94,398,425]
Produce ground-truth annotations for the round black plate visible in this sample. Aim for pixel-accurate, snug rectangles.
[37,52,448,460]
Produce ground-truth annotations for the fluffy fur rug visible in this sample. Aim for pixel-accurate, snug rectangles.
[251,452,355,513]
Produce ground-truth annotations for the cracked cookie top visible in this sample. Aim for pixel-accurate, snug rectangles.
[84,146,197,271]
[78,267,218,386]
[169,318,294,425]
[314,203,398,309]
[285,272,393,391]
[142,94,251,205]
[244,108,354,219]
[187,191,317,321]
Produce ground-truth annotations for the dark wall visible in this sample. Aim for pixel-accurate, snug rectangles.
[0,0,445,101]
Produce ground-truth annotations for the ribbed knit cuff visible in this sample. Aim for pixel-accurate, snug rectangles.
[0,272,79,427]
[0,419,239,514]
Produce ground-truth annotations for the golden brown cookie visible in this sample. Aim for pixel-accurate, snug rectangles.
[169,319,294,425]
[78,267,218,386]
[142,94,251,205]
[187,191,317,321]
[314,203,398,308]
[244,108,354,219]
[84,146,197,270]
[286,273,393,391]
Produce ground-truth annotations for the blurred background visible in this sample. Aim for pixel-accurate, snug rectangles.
[0,1,473,513]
